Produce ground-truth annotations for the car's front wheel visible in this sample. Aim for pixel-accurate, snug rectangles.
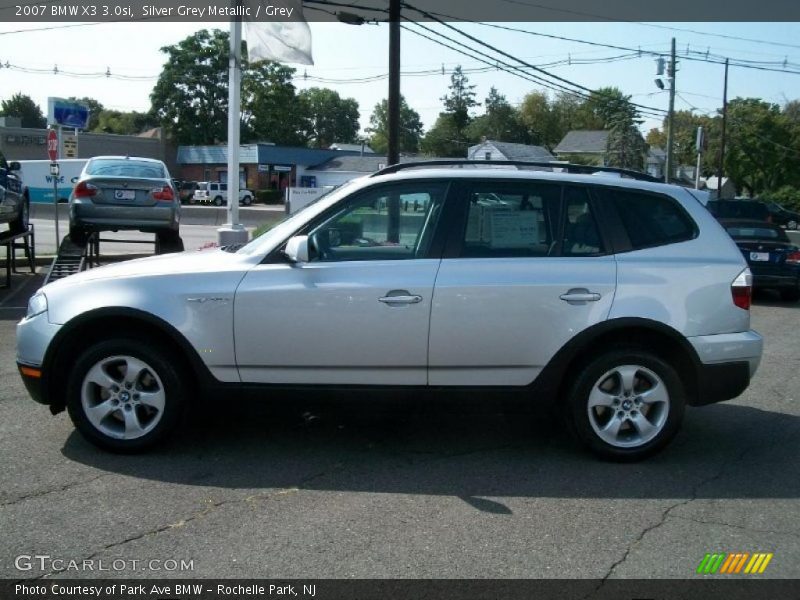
[66,338,186,452]
[566,349,685,461]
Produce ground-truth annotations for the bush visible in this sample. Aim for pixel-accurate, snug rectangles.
[256,190,284,205]
[762,186,800,212]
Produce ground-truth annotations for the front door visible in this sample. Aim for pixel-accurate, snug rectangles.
[234,181,449,385]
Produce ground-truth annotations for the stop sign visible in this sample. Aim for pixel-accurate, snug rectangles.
[47,129,58,162]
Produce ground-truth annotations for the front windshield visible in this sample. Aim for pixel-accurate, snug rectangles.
[236,180,362,256]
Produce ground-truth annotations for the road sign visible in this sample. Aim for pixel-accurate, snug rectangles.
[62,133,78,158]
[47,129,58,162]
[47,97,90,129]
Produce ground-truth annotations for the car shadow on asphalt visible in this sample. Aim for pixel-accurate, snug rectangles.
[61,394,800,505]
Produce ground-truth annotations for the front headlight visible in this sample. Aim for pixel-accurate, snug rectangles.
[26,292,48,319]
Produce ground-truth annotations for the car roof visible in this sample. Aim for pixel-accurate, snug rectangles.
[367,167,690,196]
[87,156,165,164]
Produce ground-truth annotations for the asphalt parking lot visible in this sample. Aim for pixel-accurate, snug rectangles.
[0,274,798,581]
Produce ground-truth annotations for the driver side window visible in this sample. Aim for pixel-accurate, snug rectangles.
[308,183,447,262]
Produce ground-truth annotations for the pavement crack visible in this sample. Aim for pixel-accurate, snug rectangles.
[671,515,800,539]
[1,474,109,508]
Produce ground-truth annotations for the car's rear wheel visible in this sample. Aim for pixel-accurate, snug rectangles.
[213,196,224,206]
[566,349,685,461]
[9,194,29,234]
[241,195,252,206]
[787,219,798,230]
[66,338,186,452]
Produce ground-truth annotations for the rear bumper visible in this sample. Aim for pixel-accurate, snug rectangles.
[687,330,763,405]
[71,202,177,231]
[752,273,800,289]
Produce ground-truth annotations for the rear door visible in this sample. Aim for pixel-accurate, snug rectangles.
[428,181,616,386]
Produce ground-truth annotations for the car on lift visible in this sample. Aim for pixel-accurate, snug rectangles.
[67,156,181,249]
[0,151,29,234]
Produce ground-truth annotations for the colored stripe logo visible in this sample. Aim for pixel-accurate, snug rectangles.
[696,552,773,574]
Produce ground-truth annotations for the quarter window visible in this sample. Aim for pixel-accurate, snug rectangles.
[596,187,696,249]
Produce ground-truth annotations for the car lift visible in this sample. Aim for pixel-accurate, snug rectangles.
[44,232,182,285]
[0,224,36,289]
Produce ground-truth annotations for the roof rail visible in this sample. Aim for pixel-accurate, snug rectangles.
[371,160,661,183]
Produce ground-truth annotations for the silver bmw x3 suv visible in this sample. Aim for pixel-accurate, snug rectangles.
[17,163,763,460]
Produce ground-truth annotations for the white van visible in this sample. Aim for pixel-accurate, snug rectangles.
[18,159,88,203]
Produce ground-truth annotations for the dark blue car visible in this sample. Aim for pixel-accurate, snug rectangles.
[721,219,800,302]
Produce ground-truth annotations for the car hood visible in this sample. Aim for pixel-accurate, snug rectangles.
[42,248,255,291]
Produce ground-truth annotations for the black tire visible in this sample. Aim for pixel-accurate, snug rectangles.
[566,348,685,462]
[156,230,184,254]
[787,220,798,230]
[780,287,800,302]
[241,195,252,206]
[66,337,187,453]
[68,226,89,246]
[8,195,29,234]
[213,196,224,206]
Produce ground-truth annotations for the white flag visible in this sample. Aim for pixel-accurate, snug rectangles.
[245,1,314,65]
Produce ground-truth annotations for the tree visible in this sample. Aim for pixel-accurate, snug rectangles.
[586,86,640,129]
[0,93,46,128]
[67,97,104,131]
[421,66,480,156]
[94,110,158,135]
[151,29,231,145]
[723,98,799,196]
[243,61,306,146]
[366,95,424,154]
[419,113,463,157]
[467,87,527,143]
[297,88,360,148]
[606,113,646,171]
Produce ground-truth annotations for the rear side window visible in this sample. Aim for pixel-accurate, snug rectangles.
[459,183,561,258]
[596,188,696,250]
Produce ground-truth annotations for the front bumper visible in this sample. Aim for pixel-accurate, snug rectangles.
[17,363,45,405]
[687,330,763,406]
[16,311,62,406]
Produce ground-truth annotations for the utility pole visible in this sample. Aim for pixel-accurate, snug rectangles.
[664,37,676,184]
[387,0,401,166]
[716,58,729,199]
[218,1,247,246]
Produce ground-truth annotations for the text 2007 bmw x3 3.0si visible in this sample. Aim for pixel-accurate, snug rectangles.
[16,162,763,461]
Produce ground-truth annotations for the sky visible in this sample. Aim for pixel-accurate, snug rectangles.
[0,19,798,141]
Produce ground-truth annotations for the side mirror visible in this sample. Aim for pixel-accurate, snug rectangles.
[8,161,20,171]
[283,235,309,263]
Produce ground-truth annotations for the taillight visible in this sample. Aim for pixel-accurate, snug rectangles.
[787,251,800,265]
[152,186,174,201]
[731,268,752,310]
[73,181,97,198]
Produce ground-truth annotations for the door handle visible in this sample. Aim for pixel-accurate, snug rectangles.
[379,290,423,305]
[559,289,602,304]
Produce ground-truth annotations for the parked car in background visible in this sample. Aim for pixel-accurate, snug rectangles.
[706,199,770,222]
[192,181,253,206]
[721,218,800,301]
[68,156,182,250]
[0,151,29,234]
[18,162,762,460]
[764,201,800,230]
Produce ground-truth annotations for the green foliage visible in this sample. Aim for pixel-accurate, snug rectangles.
[466,87,527,144]
[366,95,424,155]
[606,113,646,171]
[0,92,46,128]
[441,66,479,132]
[422,66,480,155]
[761,185,800,212]
[255,189,283,204]
[243,61,306,146]
[151,29,232,145]
[298,88,360,148]
[94,110,158,135]
[586,86,641,128]
[420,113,464,157]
